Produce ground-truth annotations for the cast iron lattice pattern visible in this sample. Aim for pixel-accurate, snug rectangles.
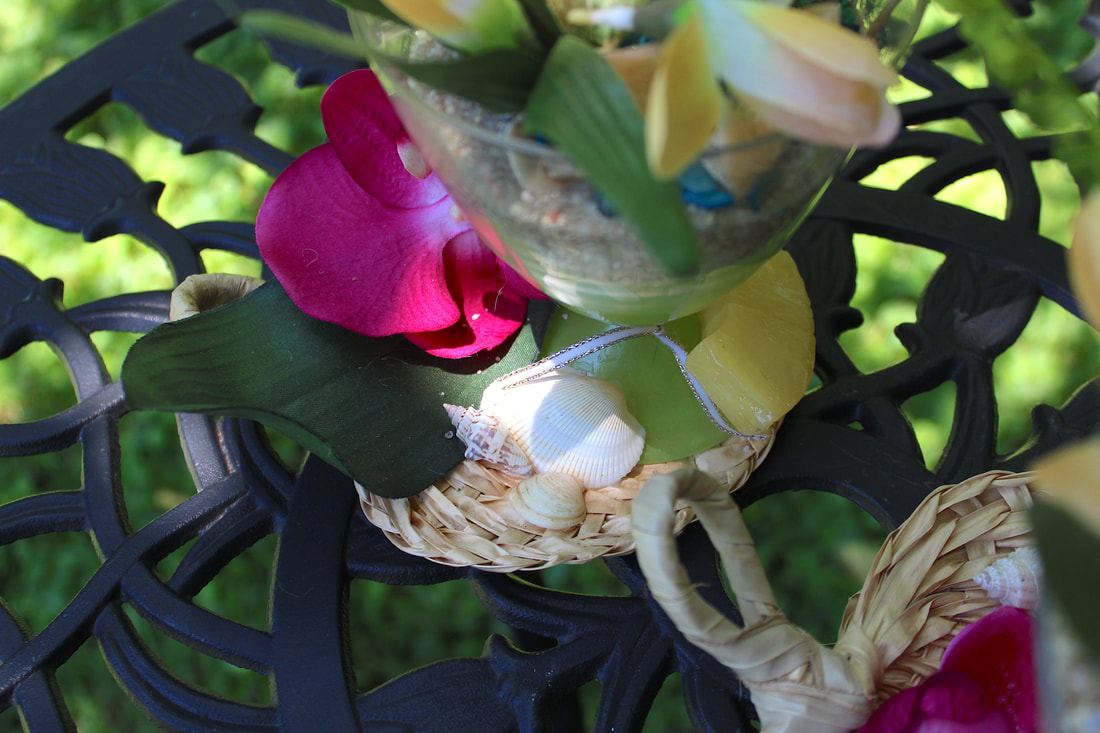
[0,1,1097,731]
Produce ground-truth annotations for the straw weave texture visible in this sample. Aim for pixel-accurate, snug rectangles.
[840,469,1035,703]
[358,431,775,571]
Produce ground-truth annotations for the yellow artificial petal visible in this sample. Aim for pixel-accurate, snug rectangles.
[645,13,723,180]
[1069,189,1100,332]
[1032,436,1100,538]
[738,0,898,86]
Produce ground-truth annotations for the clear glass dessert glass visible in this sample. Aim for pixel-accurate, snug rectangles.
[350,2,923,326]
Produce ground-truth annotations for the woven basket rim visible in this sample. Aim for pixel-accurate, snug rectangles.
[359,430,777,571]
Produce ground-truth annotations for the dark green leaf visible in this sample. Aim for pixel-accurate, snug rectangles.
[515,0,563,50]
[524,36,700,276]
[239,9,371,59]
[1032,499,1100,666]
[121,282,539,498]
[243,9,540,113]
[379,48,542,113]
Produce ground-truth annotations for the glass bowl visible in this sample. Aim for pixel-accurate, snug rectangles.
[349,3,921,325]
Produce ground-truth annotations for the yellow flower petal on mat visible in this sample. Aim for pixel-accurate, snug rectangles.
[380,0,530,52]
[1033,437,1100,538]
[1069,189,1100,332]
[684,251,815,434]
[645,11,723,179]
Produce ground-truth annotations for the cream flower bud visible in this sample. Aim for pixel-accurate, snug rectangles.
[1069,188,1100,332]
[699,0,900,149]
[1033,437,1100,539]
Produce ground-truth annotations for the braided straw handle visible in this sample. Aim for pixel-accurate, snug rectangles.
[633,469,1035,731]
[633,469,875,733]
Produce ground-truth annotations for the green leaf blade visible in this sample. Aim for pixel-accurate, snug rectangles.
[239,10,374,59]
[524,36,701,277]
[379,48,542,113]
[121,282,539,498]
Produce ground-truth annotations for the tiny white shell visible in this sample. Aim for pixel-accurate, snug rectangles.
[510,472,587,530]
[444,404,535,477]
[480,368,645,489]
[974,546,1042,610]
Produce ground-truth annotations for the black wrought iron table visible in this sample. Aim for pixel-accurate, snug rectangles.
[1,0,1098,730]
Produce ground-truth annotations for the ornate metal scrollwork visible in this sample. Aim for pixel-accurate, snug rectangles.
[0,1,1096,730]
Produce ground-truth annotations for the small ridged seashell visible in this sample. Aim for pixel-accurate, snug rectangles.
[974,546,1042,610]
[444,404,535,477]
[510,472,587,530]
[170,273,264,321]
[480,368,645,489]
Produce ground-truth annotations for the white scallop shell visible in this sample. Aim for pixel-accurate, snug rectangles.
[510,472,587,530]
[480,368,645,489]
[443,404,535,477]
[974,546,1042,610]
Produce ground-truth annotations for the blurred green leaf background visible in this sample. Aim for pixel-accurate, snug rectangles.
[1,1,1098,731]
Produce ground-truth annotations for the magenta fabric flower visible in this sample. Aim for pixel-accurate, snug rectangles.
[859,607,1036,733]
[256,69,544,358]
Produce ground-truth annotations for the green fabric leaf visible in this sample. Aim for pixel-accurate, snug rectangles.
[515,0,563,50]
[379,48,542,113]
[246,7,540,113]
[523,35,701,276]
[239,10,373,59]
[120,282,539,498]
[1032,499,1100,666]
[539,309,726,463]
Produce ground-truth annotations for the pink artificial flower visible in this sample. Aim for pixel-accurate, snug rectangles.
[859,607,1037,733]
[256,69,544,358]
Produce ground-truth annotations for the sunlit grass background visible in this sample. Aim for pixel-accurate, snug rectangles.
[1,1,1098,731]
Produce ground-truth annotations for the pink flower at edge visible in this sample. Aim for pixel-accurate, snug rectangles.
[859,607,1037,733]
[256,69,545,359]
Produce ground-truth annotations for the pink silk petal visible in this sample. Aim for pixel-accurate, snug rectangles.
[321,70,449,209]
[940,607,1037,733]
[917,672,1002,725]
[859,684,922,733]
[256,143,473,337]
[859,672,1013,733]
[405,230,530,358]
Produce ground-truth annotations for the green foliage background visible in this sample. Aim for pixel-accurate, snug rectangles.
[0,1,1098,731]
